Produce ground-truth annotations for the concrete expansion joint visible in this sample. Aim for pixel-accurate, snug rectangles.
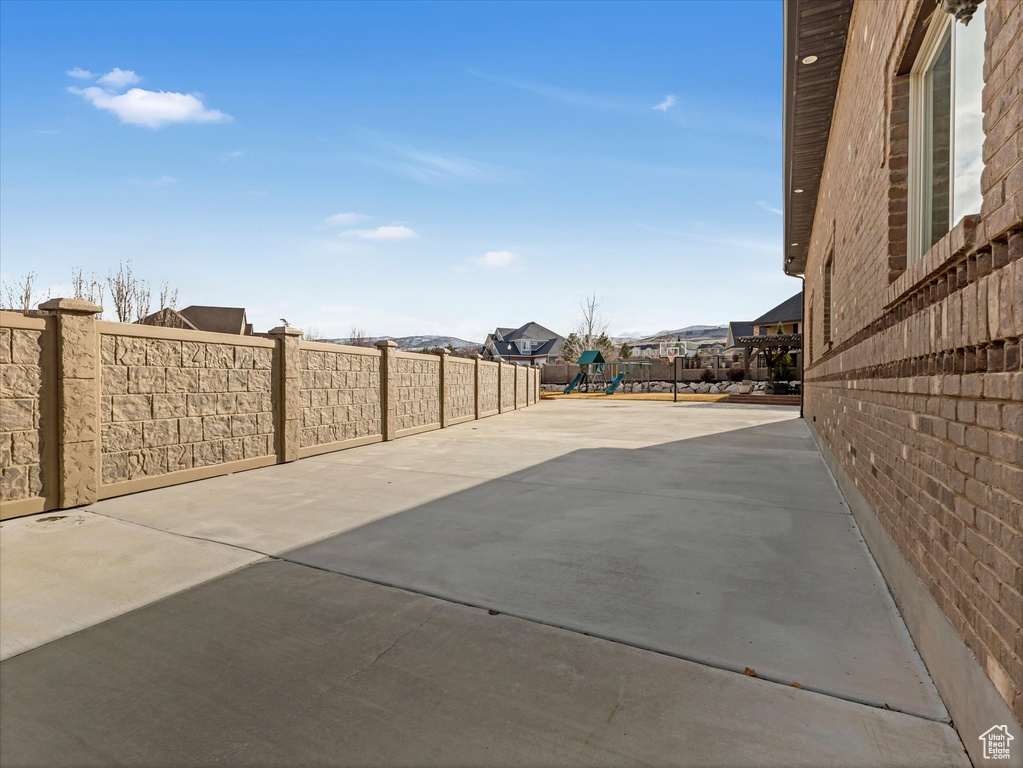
[274,556,953,727]
[84,508,274,560]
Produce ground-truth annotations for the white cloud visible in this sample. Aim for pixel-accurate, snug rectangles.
[756,200,783,216]
[467,69,623,110]
[34,128,59,135]
[66,67,95,79]
[653,94,677,112]
[229,149,244,158]
[339,225,417,240]
[69,85,231,128]
[467,250,520,269]
[96,67,140,90]
[325,211,371,226]
[127,175,178,186]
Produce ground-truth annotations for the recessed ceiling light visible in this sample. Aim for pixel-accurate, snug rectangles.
[802,55,818,64]
[794,189,804,193]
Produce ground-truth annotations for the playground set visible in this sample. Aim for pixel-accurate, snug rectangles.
[562,350,654,395]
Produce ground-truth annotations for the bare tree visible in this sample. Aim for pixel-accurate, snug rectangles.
[346,326,369,347]
[131,280,151,323]
[70,268,104,305]
[563,292,614,360]
[575,292,610,342]
[302,326,324,341]
[107,261,137,322]
[2,272,47,311]
[158,281,179,311]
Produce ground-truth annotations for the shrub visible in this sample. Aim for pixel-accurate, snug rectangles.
[700,367,717,383]
[726,365,745,382]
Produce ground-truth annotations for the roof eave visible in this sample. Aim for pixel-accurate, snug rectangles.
[783,0,854,277]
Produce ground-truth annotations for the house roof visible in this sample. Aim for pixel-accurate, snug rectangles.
[486,321,565,359]
[577,350,606,365]
[783,0,854,276]
[726,321,755,348]
[177,306,248,335]
[753,292,803,325]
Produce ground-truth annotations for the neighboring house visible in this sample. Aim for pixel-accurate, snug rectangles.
[783,0,1021,752]
[725,321,754,351]
[483,322,564,364]
[751,292,802,337]
[139,305,253,335]
[750,291,803,371]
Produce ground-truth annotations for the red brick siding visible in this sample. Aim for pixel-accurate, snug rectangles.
[802,0,1023,722]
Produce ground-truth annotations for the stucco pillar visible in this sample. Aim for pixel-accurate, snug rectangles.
[439,348,450,428]
[473,354,482,420]
[268,326,302,463]
[513,362,520,409]
[375,340,398,440]
[39,298,102,508]
[495,357,504,414]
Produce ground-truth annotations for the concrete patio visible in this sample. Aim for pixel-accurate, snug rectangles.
[0,400,970,767]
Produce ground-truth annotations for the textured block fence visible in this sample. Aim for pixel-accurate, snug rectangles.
[0,302,541,520]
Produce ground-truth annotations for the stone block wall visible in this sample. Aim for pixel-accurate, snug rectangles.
[299,346,381,448]
[801,0,1022,724]
[500,364,515,411]
[480,361,499,415]
[99,330,275,486]
[516,366,527,408]
[393,353,441,433]
[0,312,542,520]
[445,357,475,422]
[0,314,53,512]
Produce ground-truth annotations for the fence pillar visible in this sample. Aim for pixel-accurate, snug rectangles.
[513,363,520,409]
[474,354,482,419]
[38,299,102,508]
[376,340,398,440]
[268,326,302,463]
[439,348,450,428]
[496,358,504,414]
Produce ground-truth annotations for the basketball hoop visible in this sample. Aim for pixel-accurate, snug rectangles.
[659,340,686,362]
[666,350,677,363]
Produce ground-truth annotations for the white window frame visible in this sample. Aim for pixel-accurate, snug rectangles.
[908,10,954,264]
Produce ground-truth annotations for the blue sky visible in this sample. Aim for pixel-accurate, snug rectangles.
[0,0,796,341]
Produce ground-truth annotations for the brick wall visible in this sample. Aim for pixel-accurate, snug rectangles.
[445,357,475,422]
[299,346,381,448]
[99,331,275,485]
[393,353,441,434]
[0,316,53,508]
[802,0,1022,722]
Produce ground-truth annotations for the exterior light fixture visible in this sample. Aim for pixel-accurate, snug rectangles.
[791,243,799,246]
[940,0,979,24]
[801,55,818,64]
[794,189,804,193]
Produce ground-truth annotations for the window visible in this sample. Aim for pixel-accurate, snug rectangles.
[908,10,985,263]
[792,322,799,334]
[823,252,834,343]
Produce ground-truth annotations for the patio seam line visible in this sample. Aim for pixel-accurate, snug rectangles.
[3,511,948,731]
[85,509,275,559]
[298,459,853,517]
[276,556,953,726]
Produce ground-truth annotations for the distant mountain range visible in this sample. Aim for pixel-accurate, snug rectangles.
[322,335,480,351]
[623,325,728,346]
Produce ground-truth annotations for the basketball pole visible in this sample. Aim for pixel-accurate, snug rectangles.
[673,354,678,403]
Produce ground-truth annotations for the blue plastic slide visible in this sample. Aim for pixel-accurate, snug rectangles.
[564,372,584,393]
[605,373,626,394]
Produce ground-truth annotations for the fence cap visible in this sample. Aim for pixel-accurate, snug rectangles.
[267,326,302,337]
[374,339,398,349]
[38,298,102,315]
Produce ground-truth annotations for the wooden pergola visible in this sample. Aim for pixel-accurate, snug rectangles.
[738,334,803,383]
